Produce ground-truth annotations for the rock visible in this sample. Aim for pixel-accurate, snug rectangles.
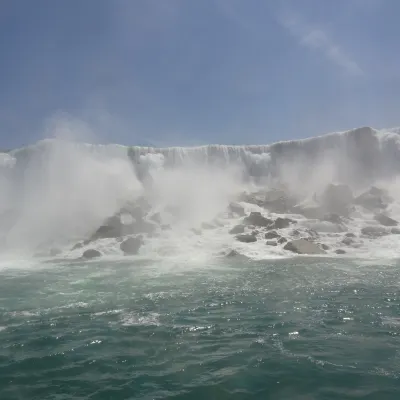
[265,230,280,239]
[120,236,144,255]
[243,212,273,227]
[228,202,246,216]
[321,183,354,216]
[345,232,356,238]
[305,229,319,240]
[335,249,346,254]
[266,240,277,246]
[374,213,398,227]
[342,237,355,246]
[236,234,257,243]
[278,237,288,244]
[361,226,389,237]
[292,201,324,219]
[226,249,241,257]
[354,186,390,210]
[284,239,326,254]
[82,249,102,259]
[320,244,330,250]
[269,217,295,230]
[251,230,260,236]
[323,213,343,224]
[229,224,246,234]
[391,228,400,234]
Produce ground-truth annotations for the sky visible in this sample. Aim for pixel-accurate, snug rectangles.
[0,0,399,148]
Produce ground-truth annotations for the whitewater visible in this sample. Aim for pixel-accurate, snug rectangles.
[2,125,400,400]
[1,125,400,263]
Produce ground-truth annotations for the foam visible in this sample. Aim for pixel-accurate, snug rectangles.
[1,126,400,262]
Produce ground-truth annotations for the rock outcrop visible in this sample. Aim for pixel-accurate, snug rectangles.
[120,236,144,255]
[82,249,102,259]
[236,234,257,243]
[284,239,326,254]
[243,212,273,227]
[374,213,398,227]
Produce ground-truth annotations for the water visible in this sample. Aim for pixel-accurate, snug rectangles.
[1,257,400,399]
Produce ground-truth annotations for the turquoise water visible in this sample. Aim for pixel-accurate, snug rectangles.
[1,257,400,399]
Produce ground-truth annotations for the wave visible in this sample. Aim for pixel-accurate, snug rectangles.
[1,125,400,261]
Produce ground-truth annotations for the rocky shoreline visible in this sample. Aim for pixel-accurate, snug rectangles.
[49,182,400,261]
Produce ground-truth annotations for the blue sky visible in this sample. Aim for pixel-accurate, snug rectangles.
[0,0,399,148]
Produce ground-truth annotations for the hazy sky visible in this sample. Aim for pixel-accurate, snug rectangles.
[0,0,399,148]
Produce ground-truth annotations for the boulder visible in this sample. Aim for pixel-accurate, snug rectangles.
[284,239,326,255]
[236,234,257,243]
[266,240,278,246]
[342,237,355,246]
[391,228,400,234]
[120,236,144,255]
[361,226,389,237]
[229,224,246,234]
[278,237,288,244]
[321,183,354,216]
[335,249,346,254]
[243,212,273,227]
[323,213,343,224]
[374,213,398,227]
[225,249,241,258]
[345,232,356,238]
[354,186,390,210]
[265,230,280,239]
[269,217,295,230]
[82,249,102,259]
[320,243,330,250]
[228,202,246,216]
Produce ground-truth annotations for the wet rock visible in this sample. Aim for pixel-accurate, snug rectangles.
[354,186,390,210]
[229,224,246,234]
[361,226,389,237]
[284,239,326,255]
[120,236,144,255]
[236,234,257,243]
[266,240,278,246]
[391,228,400,234]
[82,249,102,259]
[320,244,330,250]
[342,237,355,246]
[335,249,346,254]
[269,217,295,230]
[374,213,398,227]
[228,202,246,216]
[225,249,241,257]
[345,232,356,238]
[278,237,288,244]
[243,212,273,227]
[292,202,324,219]
[265,230,280,239]
[251,230,260,236]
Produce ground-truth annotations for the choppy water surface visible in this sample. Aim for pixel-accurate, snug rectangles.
[1,257,400,399]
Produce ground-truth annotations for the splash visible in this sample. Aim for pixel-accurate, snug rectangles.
[1,124,400,260]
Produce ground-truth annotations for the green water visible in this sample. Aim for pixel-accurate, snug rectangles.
[0,257,400,399]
